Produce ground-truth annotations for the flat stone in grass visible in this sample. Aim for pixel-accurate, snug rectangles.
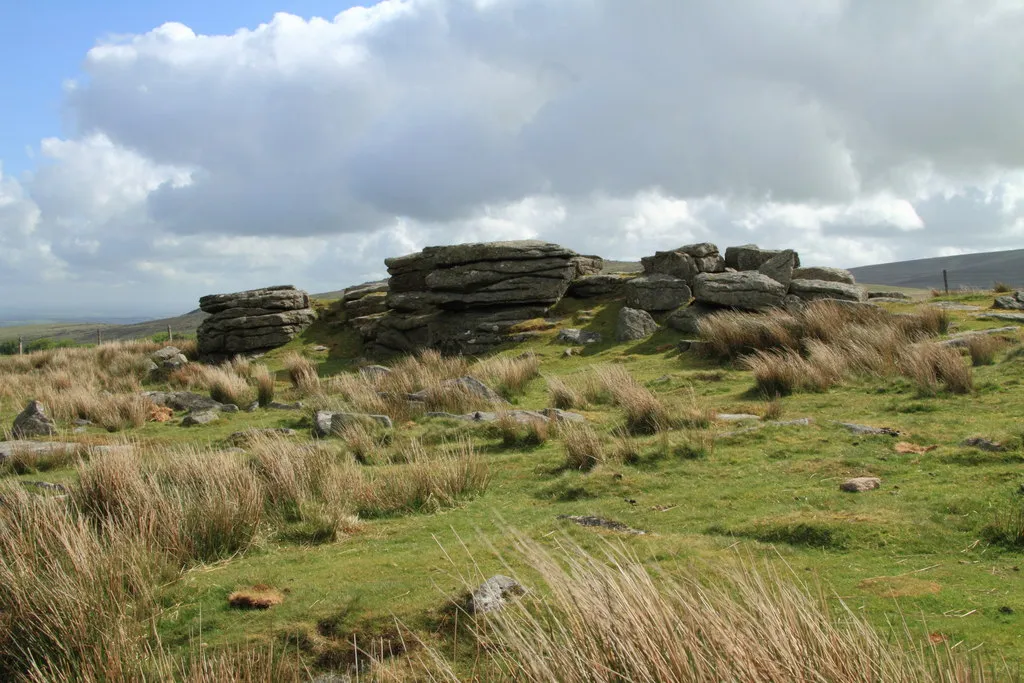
[834,422,900,437]
[841,477,881,493]
[557,514,647,535]
[181,410,219,426]
[558,328,603,345]
[960,436,1007,452]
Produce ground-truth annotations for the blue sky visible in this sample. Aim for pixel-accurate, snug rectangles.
[0,1,365,177]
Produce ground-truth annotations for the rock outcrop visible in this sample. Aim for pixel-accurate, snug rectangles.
[692,272,787,310]
[568,274,628,299]
[788,279,865,302]
[994,291,1024,311]
[197,285,315,358]
[359,241,582,355]
[792,267,856,285]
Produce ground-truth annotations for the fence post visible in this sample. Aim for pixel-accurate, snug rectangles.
[97,330,101,346]
[18,336,23,355]
[168,324,173,343]
[943,269,949,295]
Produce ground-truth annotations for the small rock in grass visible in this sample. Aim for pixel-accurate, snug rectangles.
[558,328,603,345]
[267,401,304,411]
[466,575,527,614]
[181,410,219,427]
[12,400,58,439]
[841,477,881,493]
[835,422,900,437]
[244,401,260,412]
[960,437,1007,452]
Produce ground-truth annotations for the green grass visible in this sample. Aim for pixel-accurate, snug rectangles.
[5,291,1024,677]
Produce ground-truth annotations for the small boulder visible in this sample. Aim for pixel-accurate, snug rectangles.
[12,401,58,438]
[466,575,526,614]
[409,376,505,404]
[625,274,693,312]
[841,477,881,493]
[792,267,856,285]
[359,365,392,380]
[181,410,219,427]
[994,292,1024,311]
[616,307,658,342]
[757,249,796,288]
[314,411,394,437]
[788,279,865,303]
[960,437,1007,452]
[665,303,719,335]
[693,272,787,311]
[558,329,602,345]
[640,251,698,283]
[679,242,719,259]
[151,346,183,362]
[867,290,910,300]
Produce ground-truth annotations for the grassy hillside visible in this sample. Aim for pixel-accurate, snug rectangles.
[850,247,1024,290]
[2,288,1024,679]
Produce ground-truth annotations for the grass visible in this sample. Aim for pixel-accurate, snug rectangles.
[5,293,1024,679]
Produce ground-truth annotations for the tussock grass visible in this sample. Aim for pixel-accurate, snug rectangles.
[251,364,276,406]
[994,281,1014,294]
[561,422,604,471]
[546,375,581,410]
[207,366,256,407]
[440,537,990,683]
[282,352,321,395]
[477,354,541,398]
[963,335,1010,366]
[900,344,974,396]
[491,413,551,448]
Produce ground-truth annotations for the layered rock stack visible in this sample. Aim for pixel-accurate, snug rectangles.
[357,241,591,356]
[197,285,316,358]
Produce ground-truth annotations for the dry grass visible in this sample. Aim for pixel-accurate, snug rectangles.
[252,364,276,406]
[282,352,321,395]
[561,423,604,471]
[439,536,991,683]
[477,354,541,398]
[963,335,1010,366]
[207,366,256,407]
[900,344,974,396]
[491,413,551,448]
[546,375,581,410]
[227,585,285,610]
[994,281,1013,294]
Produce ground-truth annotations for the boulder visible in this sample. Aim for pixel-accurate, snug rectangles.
[143,391,224,413]
[624,274,692,312]
[12,401,57,438]
[571,255,604,277]
[788,279,865,303]
[616,307,658,342]
[466,575,526,614]
[840,477,881,493]
[994,292,1024,311]
[792,267,856,285]
[725,244,801,271]
[197,286,315,358]
[756,250,796,288]
[358,365,392,380]
[679,242,719,259]
[313,411,394,437]
[181,410,219,427]
[867,290,910,300]
[665,303,720,335]
[568,274,628,299]
[693,255,727,273]
[152,346,183,362]
[558,329,602,345]
[640,251,698,283]
[692,272,787,311]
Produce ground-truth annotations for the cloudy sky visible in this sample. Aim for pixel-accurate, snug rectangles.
[2,0,1024,318]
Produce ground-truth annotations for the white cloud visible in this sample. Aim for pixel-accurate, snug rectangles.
[3,0,1024,315]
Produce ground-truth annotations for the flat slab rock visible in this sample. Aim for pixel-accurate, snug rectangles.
[558,328,602,345]
[717,417,813,438]
[425,409,585,424]
[961,437,1007,452]
[977,312,1024,323]
[0,441,129,463]
[834,422,901,437]
[558,515,647,535]
[841,477,881,493]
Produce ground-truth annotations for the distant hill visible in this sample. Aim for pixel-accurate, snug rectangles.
[0,309,210,346]
[849,248,1024,290]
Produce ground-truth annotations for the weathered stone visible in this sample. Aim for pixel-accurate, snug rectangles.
[143,391,224,413]
[616,307,658,342]
[152,346,183,362]
[867,290,910,300]
[693,272,787,311]
[12,400,58,438]
[198,286,315,358]
[345,292,389,318]
[625,274,693,312]
[343,280,389,302]
[466,575,526,614]
[994,292,1024,311]
[834,422,900,437]
[792,267,856,285]
[359,365,392,380]
[679,242,719,259]
[841,477,881,493]
[693,255,727,273]
[757,249,796,288]
[665,303,720,334]
[571,255,604,277]
[788,279,865,303]
[961,436,1007,452]
[181,410,219,427]
[640,251,698,282]
[558,329,602,345]
[568,274,628,299]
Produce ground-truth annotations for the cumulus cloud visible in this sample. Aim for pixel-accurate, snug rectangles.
[3,0,1024,315]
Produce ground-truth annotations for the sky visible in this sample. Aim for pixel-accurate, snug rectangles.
[2,0,1024,319]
